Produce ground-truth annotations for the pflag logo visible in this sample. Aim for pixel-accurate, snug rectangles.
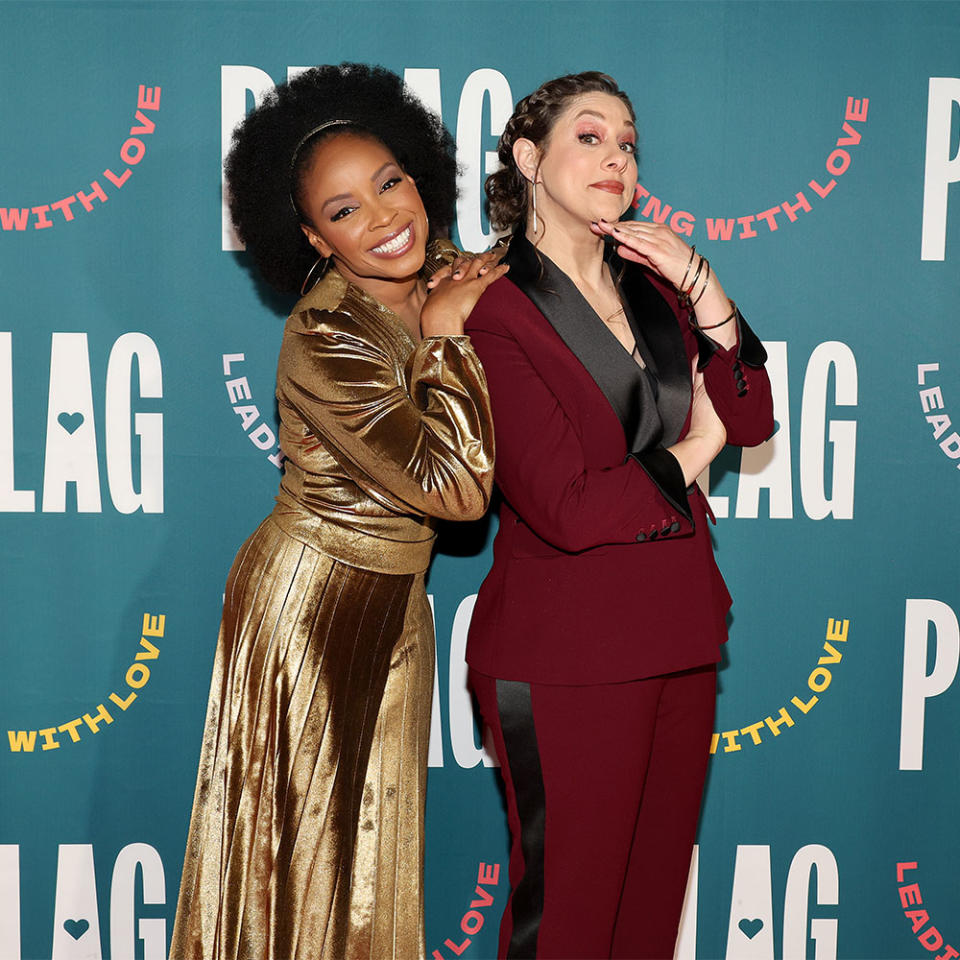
[0,332,164,514]
[921,78,960,261]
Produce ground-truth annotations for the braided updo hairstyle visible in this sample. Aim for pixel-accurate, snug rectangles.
[225,62,458,295]
[486,72,635,233]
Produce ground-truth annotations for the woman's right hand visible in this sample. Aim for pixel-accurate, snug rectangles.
[667,362,727,486]
[420,250,509,338]
[687,366,727,450]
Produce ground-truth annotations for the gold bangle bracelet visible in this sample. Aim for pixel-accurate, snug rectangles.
[689,298,737,331]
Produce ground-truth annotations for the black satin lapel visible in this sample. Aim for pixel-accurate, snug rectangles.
[501,229,544,292]
[617,263,691,446]
[615,283,657,377]
[503,234,650,445]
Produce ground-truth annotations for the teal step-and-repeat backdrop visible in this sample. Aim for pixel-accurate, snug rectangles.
[2,2,959,957]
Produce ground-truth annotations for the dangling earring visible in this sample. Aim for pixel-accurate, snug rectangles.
[300,255,330,296]
[532,180,538,234]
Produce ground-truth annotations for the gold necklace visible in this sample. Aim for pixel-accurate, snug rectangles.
[601,305,626,324]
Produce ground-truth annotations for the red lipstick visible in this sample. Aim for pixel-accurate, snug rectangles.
[589,180,625,195]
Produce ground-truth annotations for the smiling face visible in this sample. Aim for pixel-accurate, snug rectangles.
[298,133,429,287]
[521,91,638,236]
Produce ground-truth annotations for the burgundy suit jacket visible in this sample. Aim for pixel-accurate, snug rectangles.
[464,233,774,684]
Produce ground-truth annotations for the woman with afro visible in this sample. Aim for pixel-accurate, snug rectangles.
[170,63,503,960]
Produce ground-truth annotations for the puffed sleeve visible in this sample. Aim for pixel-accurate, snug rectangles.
[279,315,494,521]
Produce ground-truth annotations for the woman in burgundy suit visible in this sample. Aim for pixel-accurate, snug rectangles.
[463,73,774,959]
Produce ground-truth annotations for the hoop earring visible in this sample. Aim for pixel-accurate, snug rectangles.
[532,180,538,234]
[300,256,330,296]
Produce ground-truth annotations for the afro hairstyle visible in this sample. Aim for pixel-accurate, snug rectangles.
[225,62,459,296]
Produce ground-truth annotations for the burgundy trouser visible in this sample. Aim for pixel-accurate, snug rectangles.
[470,664,716,960]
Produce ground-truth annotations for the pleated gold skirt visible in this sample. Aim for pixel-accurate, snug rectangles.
[170,515,434,959]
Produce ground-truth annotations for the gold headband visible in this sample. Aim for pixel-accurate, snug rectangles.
[289,119,355,217]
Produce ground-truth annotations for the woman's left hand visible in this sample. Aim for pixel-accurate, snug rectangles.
[420,250,508,338]
[591,218,693,290]
[425,248,505,290]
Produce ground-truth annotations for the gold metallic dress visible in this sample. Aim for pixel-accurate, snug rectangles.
[170,241,494,960]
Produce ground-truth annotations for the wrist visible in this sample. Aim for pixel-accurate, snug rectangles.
[686,427,725,452]
[676,248,710,306]
[668,434,719,487]
[420,302,466,338]
[421,319,465,338]
[690,298,737,336]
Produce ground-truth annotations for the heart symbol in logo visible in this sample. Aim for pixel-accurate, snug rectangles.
[57,412,85,435]
[738,917,764,939]
[63,918,89,940]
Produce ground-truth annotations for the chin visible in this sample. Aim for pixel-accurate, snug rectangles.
[590,202,626,223]
[374,244,425,273]
[386,252,426,278]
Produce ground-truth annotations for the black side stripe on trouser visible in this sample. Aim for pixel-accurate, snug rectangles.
[496,679,546,959]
